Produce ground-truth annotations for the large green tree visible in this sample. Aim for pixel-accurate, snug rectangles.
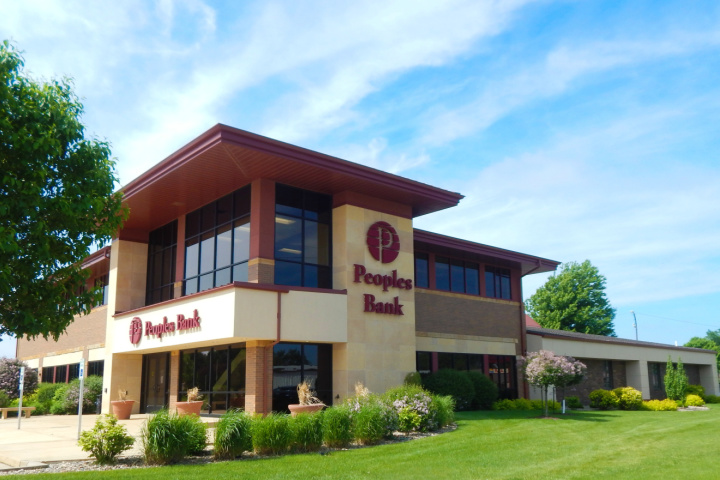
[0,41,126,341]
[525,260,617,336]
[684,332,720,373]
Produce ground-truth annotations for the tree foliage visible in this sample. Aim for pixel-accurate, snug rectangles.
[664,356,689,403]
[520,350,586,416]
[0,357,38,400]
[525,260,617,336]
[0,41,126,340]
[684,331,720,373]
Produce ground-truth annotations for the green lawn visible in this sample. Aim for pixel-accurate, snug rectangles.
[23,406,719,480]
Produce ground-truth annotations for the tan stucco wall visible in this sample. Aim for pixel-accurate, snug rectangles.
[332,205,416,400]
[416,332,517,356]
[527,333,720,398]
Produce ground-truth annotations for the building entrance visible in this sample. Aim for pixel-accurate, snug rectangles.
[142,352,170,413]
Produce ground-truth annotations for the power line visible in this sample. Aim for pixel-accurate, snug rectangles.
[632,311,719,330]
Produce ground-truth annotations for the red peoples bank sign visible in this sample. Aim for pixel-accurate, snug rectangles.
[129,309,201,345]
[354,221,411,315]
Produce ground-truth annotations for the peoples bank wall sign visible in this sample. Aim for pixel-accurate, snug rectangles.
[129,309,202,345]
[354,221,412,315]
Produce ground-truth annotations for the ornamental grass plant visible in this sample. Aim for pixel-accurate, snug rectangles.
[141,409,207,465]
[251,412,292,455]
[290,412,324,452]
[322,404,353,448]
[213,410,253,460]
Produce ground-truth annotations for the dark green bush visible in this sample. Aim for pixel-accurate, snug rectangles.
[141,409,207,464]
[404,371,422,386]
[466,371,498,410]
[290,412,324,453]
[590,389,619,410]
[33,383,62,414]
[703,394,720,404]
[251,413,291,455]
[213,410,253,460]
[422,369,474,411]
[565,396,583,409]
[0,389,9,408]
[50,384,71,414]
[322,405,353,448]
[686,384,705,397]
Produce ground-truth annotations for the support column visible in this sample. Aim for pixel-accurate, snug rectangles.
[168,350,180,412]
[248,179,275,284]
[698,364,720,396]
[245,340,274,414]
[626,360,650,399]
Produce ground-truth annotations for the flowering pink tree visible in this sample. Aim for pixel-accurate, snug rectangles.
[520,350,586,417]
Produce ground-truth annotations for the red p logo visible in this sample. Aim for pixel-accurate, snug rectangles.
[367,221,400,264]
[129,317,142,345]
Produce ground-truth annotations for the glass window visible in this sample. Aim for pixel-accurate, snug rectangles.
[435,257,450,290]
[272,342,333,412]
[274,184,332,289]
[184,185,251,295]
[435,257,479,294]
[415,253,429,288]
[416,351,431,375]
[146,221,177,306]
[179,345,247,414]
[485,266,512,299]
[603,361,614,390]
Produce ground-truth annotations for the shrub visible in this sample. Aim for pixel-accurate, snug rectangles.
[642,399,678,411]
[530,399,545,410]
[347,392,398,439]
[432,394,455,428]
[492,399,516,410]
[290,412,324,452]
[34,383,62,414]
[50,384,71,414]
[351,402,387,445]
[685,394,705,407]
[422,369,474,411]
[0,389,9,408]
[251,413,291,455]
[589,389,618,410]
[404,371,422,386]
[686,384,705,397]
[213,410,253,460]
[466,371,498,410]
[665,357,689,402]
[492,398,560,411]
[384,384,437,432]
[78,414,134,465]
[565,396,583,409]
[141,409,207,464]
[613,387,643,411]
[322,405,353,448]
[0,358,38,400]
[64,377,103,413]
[703,394,720,404]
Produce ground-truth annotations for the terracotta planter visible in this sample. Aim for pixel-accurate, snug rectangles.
[288,404,325,417]
[110,400,135,420]
[176,401,203,416]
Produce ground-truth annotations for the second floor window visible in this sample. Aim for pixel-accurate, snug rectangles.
[485,266,511,300]
[146,221,177,305]
[435,257,480,295]
[184,186,251,295]
[274,184,332,288]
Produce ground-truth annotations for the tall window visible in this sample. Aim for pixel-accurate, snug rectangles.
[95,274,109,307]
[415,253,429,288]
[146,221,177,305]
[435,257,479,295]
[179,345,246,414]
[272,343,333,411]
[485,266,511,299]
[274,184,332,288]
[184,186,251,295]
[603,360,614,389]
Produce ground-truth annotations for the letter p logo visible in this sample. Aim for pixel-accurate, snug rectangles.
[366,221,400,264]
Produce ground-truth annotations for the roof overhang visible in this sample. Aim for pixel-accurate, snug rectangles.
[120,124,464,235]
[413,229,560,276]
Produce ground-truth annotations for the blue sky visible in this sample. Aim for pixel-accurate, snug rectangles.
[1,0,719,358]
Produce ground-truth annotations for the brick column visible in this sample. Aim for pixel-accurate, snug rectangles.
[245,341,274,414]
[248,179,275,284]
[168,350,180,412]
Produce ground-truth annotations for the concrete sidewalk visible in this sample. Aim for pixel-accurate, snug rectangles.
[0,414,216,472]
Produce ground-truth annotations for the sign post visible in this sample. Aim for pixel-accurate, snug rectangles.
[17,366,24,430]
[77,359,85,439]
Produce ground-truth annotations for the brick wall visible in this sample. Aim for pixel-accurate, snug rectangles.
[415,290,522,354]
[559,358,627,405]
[16,306,107,359]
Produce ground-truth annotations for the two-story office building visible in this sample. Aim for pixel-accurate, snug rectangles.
[18,124,717,415]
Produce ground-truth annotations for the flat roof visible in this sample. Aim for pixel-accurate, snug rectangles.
[120,124,464,234]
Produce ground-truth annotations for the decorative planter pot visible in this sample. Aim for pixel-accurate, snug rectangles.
[110,400,135,420]
[176,401,203,416]
[288,404,325,417]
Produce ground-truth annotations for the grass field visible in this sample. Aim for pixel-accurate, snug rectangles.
[23,406,719,480]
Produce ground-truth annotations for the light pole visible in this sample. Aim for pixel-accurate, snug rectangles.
[631,310,638,341]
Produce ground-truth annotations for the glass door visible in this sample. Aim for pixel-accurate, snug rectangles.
[142,353,169,413]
